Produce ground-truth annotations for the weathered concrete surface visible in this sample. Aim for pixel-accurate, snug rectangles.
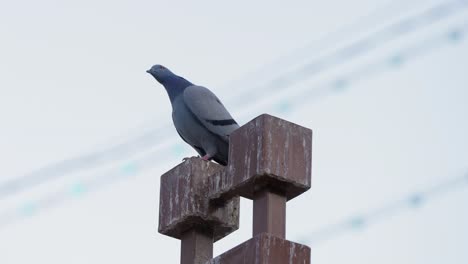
[158,158,239,242]
[253,190,286,238]
[206,233,310,264]
[209,114,312,201]
[181,230,213,264]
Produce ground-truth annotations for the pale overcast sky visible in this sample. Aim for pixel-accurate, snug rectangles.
[1,0,468,263]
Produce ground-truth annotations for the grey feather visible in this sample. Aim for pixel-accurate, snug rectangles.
[146,65,239,165]
[183,85,239,141]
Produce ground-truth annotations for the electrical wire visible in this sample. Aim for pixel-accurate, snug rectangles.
[1,1,466,199]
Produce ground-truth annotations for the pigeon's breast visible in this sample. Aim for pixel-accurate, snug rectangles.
[171,97,211,148]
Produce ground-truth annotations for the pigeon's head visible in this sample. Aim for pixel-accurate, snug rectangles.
[146,64,174,83]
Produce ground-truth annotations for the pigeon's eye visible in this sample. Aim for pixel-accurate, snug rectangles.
[159,65,165,70]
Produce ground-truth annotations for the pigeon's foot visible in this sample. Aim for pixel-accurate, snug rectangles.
[201,155,212,161]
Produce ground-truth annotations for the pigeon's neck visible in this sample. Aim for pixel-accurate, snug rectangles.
[162,75,193,102]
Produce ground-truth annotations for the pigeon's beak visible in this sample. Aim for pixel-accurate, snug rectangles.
[146,69,151,74]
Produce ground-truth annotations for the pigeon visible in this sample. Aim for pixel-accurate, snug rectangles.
[146,64,239,166]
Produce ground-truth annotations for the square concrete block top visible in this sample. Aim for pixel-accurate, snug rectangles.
[209,114,312,201]
[158,158,239,242]
[206,233,310,264]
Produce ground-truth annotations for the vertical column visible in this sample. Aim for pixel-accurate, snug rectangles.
[207,114,313,263]
[158,158,239,264]
[181,230,213,264]
[253,190,286,238]
[159,114,312,263]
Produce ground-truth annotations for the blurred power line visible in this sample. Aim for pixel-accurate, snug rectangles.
[0,19,466,228]
[1,0,466,199]
[299,171,468,246]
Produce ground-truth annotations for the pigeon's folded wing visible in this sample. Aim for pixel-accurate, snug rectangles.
[183,85,239,142]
